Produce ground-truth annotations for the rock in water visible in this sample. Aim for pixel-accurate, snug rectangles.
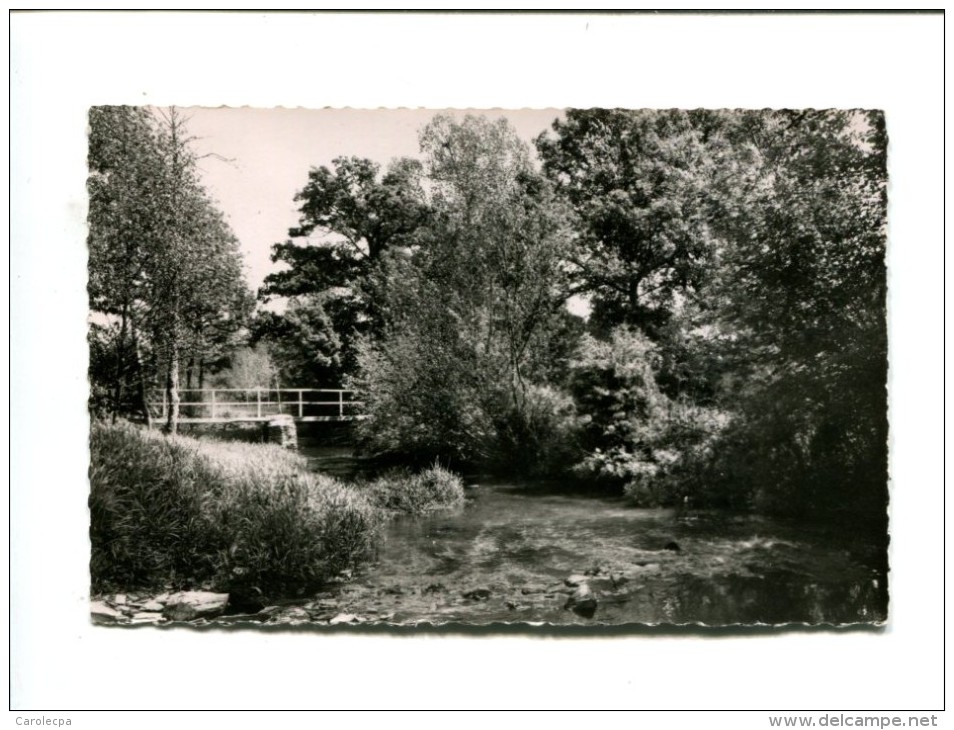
[90,600,124,623]
[162,591,229,621]
[128,612,164,625]
[228,586,266,614]
[520,584,547,595]
[564,574,589,587]
[273,606,310,624]
[564,584,598,619]
[664,541,682,552]
[462,588,492,601]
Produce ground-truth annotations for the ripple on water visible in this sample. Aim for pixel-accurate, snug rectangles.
[309,471,887,625]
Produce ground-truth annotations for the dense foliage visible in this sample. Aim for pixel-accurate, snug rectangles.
[256,156,430,385]
[87,106,252,430]
[88,421,380,596]
[362,465,466,515]
[376,110,883,519]
[536,109,720,336]
[354,115,578,470]
[697,110,888,519]
[91,107,888,529]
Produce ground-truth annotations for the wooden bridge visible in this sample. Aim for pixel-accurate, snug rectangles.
[148,388,364,424]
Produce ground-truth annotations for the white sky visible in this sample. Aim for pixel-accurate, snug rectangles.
[181,107,565,294]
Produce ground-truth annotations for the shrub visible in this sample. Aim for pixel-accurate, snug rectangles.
[89,421,221,591]
[353,327,497,469]
[493,384,583,476]
[363,464,465,515]
[568,328,670,495]
[89,421,380,597]
[568,327,729,505]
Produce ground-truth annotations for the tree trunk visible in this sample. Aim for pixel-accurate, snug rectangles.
[629,274,641,318]
[112,302,129,422]
[129,316,152,428]
[163,109,183,435]
[165,342,180,434]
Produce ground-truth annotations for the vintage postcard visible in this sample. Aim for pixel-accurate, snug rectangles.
[87,106,889,627]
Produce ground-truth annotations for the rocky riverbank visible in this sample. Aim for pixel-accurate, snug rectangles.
[89,564,647,627]
[89,473,888,627]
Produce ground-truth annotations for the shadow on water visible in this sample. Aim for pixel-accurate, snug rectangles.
[298,445,888,627]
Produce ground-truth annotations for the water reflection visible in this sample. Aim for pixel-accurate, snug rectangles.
[301,445,887,625]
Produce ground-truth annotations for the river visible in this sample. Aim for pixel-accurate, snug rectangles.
[300,444,888,626]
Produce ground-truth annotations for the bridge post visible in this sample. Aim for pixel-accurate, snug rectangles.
[210,389,216,419]
[256,388,262,418]
[265,415,297,449]
[298,390,303,418]
[339,390,343,418]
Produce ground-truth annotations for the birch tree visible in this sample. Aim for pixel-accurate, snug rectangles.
[87,106,251,432]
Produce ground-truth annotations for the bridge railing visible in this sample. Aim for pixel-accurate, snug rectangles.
[147,388,363,422]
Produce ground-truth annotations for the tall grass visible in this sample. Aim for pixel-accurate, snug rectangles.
[89,421,380,597]
[362,464,465,515]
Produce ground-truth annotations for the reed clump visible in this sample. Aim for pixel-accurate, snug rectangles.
[89,421,380,597]
[363,464,465,515]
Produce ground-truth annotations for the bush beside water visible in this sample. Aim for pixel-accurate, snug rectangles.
[89,421,381,597]
[568,328,730,507]
[363,465,465,515]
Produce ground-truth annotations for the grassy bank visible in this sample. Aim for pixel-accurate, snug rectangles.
[89,421,383,597]
[89,421,466,599]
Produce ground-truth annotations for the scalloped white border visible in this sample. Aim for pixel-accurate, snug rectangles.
[10,10,944,715]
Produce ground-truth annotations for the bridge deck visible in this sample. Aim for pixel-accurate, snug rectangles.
[173,415,366,424]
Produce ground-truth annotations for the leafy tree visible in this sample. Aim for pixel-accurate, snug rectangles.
[420,115,578,409]
[179,206,256,390]
[686,110,888,517]
[259,156,430,383]
[87,106,252,431]
[536,109,721,336]
[87,105,165,421]
[209,344,279,390]
[251,296,342,387]
[356,115,579,468]
[568,327,668,496]
[536,108,887,519]
[568,326,725,504]
[143,108,253,432]
[289,156,429,259]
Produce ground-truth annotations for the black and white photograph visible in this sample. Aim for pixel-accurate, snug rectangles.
[86,106,889,627]
[11,9,944,717]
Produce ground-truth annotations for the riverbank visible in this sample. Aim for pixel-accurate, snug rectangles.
[90,427,887,626]
[92,480,887,626]
[89,422,463,603]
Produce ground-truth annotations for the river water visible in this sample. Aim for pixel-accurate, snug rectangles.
[301,445,888,626]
